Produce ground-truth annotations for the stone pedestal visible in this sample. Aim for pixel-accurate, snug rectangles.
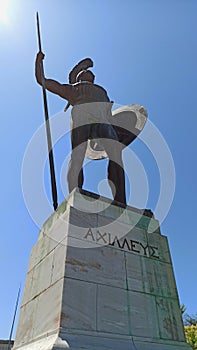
[13,189,190,349]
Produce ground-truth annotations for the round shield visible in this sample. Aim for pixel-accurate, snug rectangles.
[85,104,147,160]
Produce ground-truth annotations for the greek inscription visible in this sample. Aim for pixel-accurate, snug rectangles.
[139,242,149,256]
[117,238,131,251]
[108,235,119,246]
[84,228,95,241]
[130,240,140,253]
[149,245,159,259]
[96,230,107,243]
[83,229,160,259]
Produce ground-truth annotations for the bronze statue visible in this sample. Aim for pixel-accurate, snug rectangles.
[35,53,147,206]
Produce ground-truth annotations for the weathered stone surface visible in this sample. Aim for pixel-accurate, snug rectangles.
[97,214,148,246]
[30,251,54,301]
[141,258,178,298]
[128,291,159,338]
[60,333,136,349]
[21,268,34,306]
[28,234,55,271]
[51,243,67,284]
[65,245,126,288]
[14,299,37,346]
[13,334,69,350]
[61,278,97,331]
[32,279,63,339]
[22,242,66,306]
[68,206,98,228]
[156,297,186,341]
[15,279,63,348]
[125,253,144,292]
[13,189,190,350]
[67,189,160,232]
[97,284,129,334]
[132,339,191,350]
[147,232,172,264]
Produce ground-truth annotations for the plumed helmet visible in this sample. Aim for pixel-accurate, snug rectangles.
[64,58,94,111]
[68,58,94,83]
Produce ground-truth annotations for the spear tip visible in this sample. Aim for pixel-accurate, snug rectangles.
[36,12,40,26]
[36,11,42,52]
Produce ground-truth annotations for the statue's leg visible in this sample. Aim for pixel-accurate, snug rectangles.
[107,156,126,205]
[67,125,89,192]
[98,124,126,205]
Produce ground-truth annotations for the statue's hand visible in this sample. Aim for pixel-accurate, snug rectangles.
[35,52,45,85]
[37,51,45,61]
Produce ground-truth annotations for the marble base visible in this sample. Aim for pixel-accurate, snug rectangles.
[13,189,190,350]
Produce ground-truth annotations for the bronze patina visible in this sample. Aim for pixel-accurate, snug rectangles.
[35,53,147,206]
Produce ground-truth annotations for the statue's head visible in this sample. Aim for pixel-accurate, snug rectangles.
[76,70,95,83]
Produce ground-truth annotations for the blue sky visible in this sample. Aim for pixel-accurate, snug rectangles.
[0,0,197,339]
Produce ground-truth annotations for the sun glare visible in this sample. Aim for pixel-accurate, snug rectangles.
[0,0,9,25]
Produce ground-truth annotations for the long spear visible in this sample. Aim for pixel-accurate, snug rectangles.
[7,285,21,350]
[36,12,58,210]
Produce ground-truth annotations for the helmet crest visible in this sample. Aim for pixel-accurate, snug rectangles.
[68,58,93,83]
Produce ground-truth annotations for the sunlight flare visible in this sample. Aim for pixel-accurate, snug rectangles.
[0,0,9,25]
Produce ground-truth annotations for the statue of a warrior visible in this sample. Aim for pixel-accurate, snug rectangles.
[35,53,147,206]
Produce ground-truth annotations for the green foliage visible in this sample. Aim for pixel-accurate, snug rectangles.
[181,306,197,349]
[184,325,197,349]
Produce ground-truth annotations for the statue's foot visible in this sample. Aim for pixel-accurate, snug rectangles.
[111,199,127,209]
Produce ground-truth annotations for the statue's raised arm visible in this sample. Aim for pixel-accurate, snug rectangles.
[35,52,73,100]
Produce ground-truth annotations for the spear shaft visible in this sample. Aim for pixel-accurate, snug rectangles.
[36,12,58,211]
[7,286,21,350]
